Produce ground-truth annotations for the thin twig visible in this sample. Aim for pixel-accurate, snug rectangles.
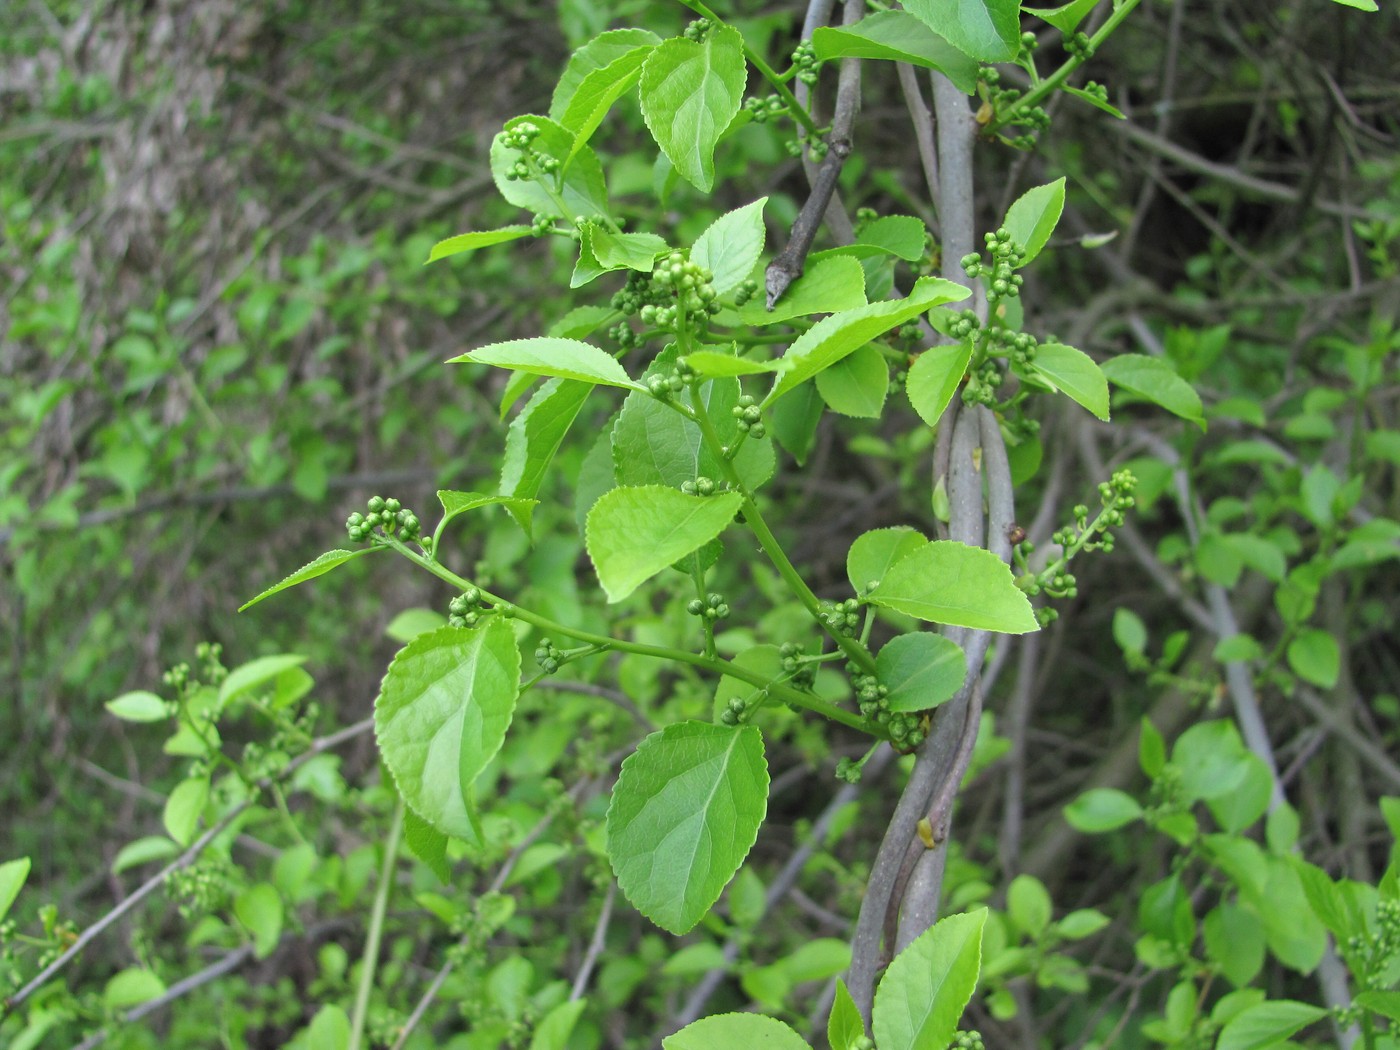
[570,882,616,1001]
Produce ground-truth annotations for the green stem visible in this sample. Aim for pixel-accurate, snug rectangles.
[348,797,405,1050]
[992,0,1143,133]
[382,539,874,734]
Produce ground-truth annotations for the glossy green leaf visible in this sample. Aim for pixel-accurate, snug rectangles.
[403,805,451,884]
[1002,179,1066,266]
[490,115,609,221]
[163,776,209,847]
[1287,628,1340,687]
[530,999,587,1050]
[450,337,640,390]
[374,621,521,839]
[0,857,30,922]
[906,342,973,427]
[639,25,747,192]
[586,486,743,602]
[877,633,966,712]
[691,197,767,295]
[829,980,866,1050]
[860,215,929,260]
[103,968,167,1011]
[867,540,1038,633]
[499,379,592,538]
[736,254,868,326]
[682,349,779,377]
[902,0,1021,61]
[1008,875,1053,938]
[559,45,652,154]
[812,11,978,93]
[551,28,663,119]
[608,721,768,934]
[1215,1000,1328,1050]
[438,489,541,537]
[815,344,889,418]
[234,882,283,959]
[1024,0,1100,33]
[1030,342,1109,420]
[219,654,307,710]
[1356,990,1400,1022]
[663,1012,809,1050]
[239,548,376,611]
[872,909,986,1050]
[112,836,180,874]
[766,277,970,406]
[1204,903,1266,988]
[106,690,171,723]
[573,224,668,287]
[848,527,929,594]
[1101,354,1205,429]
[425,226,532,264]
[770,381,825,465]
[306,1004,352,1050]
[1065,788,1143,832]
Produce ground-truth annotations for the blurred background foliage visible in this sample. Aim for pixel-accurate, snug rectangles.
[1,0,1398,1047]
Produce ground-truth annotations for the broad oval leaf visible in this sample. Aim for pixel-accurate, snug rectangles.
[219,654,308,710]
[902,0,1022,61]
[877,632,967,712]
[867,540,1038,633]
[559,45,653,156]
[815,344,889,418]
[608,722,769,935]
[0,857,31,922]
[586,486,743,602]
[736,254,868,325]
[490,115,610,221]
[1101,354,1205,429]
[1064,787,1143,832]
[1215,1000,1329,1050]
[639,26,747,192]
[426,226,532,264]
[499,378,593,538]
[163,776,209,847]
[374,621,521,839]
[450,337,640,390]
[1286,628,1340,688]
[766,278,970,406]
[872,909,986,1050]
[906,342,973,428]
[1001,179,1066,267]
[1030,342,1109,421]
[691,197,768,296]
[847,527,930,594]
[103,968,167,1011]
[234,882,284,959]
[814,11,978,93]
[551,28,663,120]
[106,690,171,723]
[663,1012,809,1050]
[239,548,376,611]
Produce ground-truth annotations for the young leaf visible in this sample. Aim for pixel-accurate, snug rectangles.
[771,381,826,465]
[847,526,929,594]
[529,999,588,1050]
[439,489,542,537]
[877,632,966,712]
[450,337,641,390]
[426,226,533,264]
[234,882,284,959]
[1008,875,1053,938]
[1101,354,1206,429]
[1002,178,1066,266]
[1029,342,1109,420]
[1064,788,1143,832]
[815,344,889,418]
[586,486,743,602]
[403,805,451,884]
[551,28,663,120]
[111,837,180,875]
[866,540,1038,633]
[1286,628,1340,688]
[663,1012,810,1050]
[559,45,653,155]
[490,115,610,221]
[812,11,978,93]
[691,197,768,296]
[906,342,973,427]
[858,215,930,261]
[1204,903,1266,988]
[239,548,376,611]
[1215,1000,1329,1050]
[766,277,971,407]
[374,621,521,840]
[681,349,780,378]
[306,1004,352,1050]
[103,969,167,1011]
[1024,0,1100,33]
[106,690,171,723]
[163,776,209,847]
[735,254,868,325]
[828,980,867,1050]
[499,378,593,538]
[872,909,987,1050]
[219,654,308,710]
[607,722,769,935]
[1064,84,1125,118]
[0,857,30,923]
[901,0,1021,61]
[639,26,747,192]
[573,224,668,287]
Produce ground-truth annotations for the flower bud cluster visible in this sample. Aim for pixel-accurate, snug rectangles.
[743,94,788,123]
[683,17,713,41]
[820,597,861,637]
[731,394,765,439]
[719,695,749,726]
[501,121,560,182]
[732,277,760,307]
[962,360,1005,407]
[449,586,488,628]
[952,1032,987,1050]
[1065,30,1095,61]
[791,41,822,85]
[534,637,563,674]
[962,228,1027,304]
[779,642,817,689]
[680,476,719,496]
[347,496,419,544]
[686,593,730,621]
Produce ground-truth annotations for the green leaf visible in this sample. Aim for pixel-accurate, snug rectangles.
[1214,633,1264,663]
[608,722,768,934]
[771,381,825,465]
[848,527,930,594]
[859,216,930,261]
[1063,84,1125,118]
[450,337,640,390]
[1204,904,1266,988]
[530,999,587,1050]
[867,541,1038,633]
[663,1013,810,1050]
[1174,720,1250,802]
[219,654,308,710]
[713,645,783,722]
[1207,754,1273,832]
[103,968,167,1011]
[682,349,779,378]
[812,11,978,93]
[239,548,375,611]
[815,344,889,418]
[901,0,1021,61]
[1286,628,1340,688]
[872,909,986,1050]
[385,609,446,643]
[1101,354,1205,429]
[906,342,973,428]
[1215,1000,1328,1050]
[0,857,31,922]
[551,28,663,119]
[1008,875,1053,938]
[736,255,869,326]
[306,1004,351,1050]
[691,198,767,295]
[728,867,767,929]
[1057,909,1110,939]
[374,621,521,839]
[1029,342,1109,420]
[1113,608,1147,655]
[767,278,971,406]
[559,45,653,154]
[1223,533,1287,583]
[639,25,747,192]
[425,226,532,264]
[1329,0,1377,9]
[1255,856,1327,972]
[1065,788,1142,832]
[490,115,609,221]
[573,224,669,287]
[499,379,592,539]
[1002,179,1066,266]
[586,486,743,602]
[234,882,283,959]
[163,777,209,847]
[1024,0,1100,33]
[877,633,966,713]
[1356,990,1400,1023]
[106,690,171,723]
[829,980,866,1050]
[112,836,180,875]
[403,805,451,884]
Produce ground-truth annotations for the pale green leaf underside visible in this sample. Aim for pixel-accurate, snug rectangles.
[551,28,663,120]
[1030,342,1109,420]
[374,621,521,839]
[639,26,747,193]
[438,488,541,531]
[559,45,652,158]
[498,378,592,537]
[735,255,867,326]
[451,337,641,390]
[1101,353,1205,429]
[873,909,987,1050]
[867,540,1038,633]
[902,0,1022,61]
[239,548,376,611]
[691,197,767,296]
[813,12,978,94]
[608,722,769,934]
